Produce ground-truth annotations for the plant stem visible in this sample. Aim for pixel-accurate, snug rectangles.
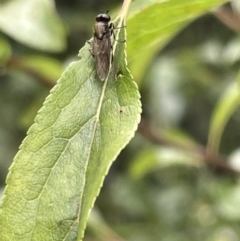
[120,0,132,20]
[138,119,240,176]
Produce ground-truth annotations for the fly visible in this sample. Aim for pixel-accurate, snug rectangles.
[89,12,113,81]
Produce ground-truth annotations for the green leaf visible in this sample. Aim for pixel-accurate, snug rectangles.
[129,147,203,179]
[20,55,63,83]
[0,12,141,241]
[0,0,66,52]
[207,82,240,156]
[127,0,229,82]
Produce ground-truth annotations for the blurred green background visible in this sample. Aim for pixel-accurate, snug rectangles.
[1,0,240,241]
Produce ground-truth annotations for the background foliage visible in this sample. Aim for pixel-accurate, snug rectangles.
[1,0,240,241]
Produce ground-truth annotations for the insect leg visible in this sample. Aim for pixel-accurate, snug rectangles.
[111,44,113,63]
[110,23,126,43]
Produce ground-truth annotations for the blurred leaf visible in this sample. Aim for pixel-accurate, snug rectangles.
[0,13,141,241]
[207,82,240,156]
[21,55,63,83]
[127,0,228,82]
[0,0,66,52]
[88,209,124,241]
[211,181,240,221]
[0,37,11,65]
[129,148,158,179]
[162,128,201,150]
[129,146,203,179]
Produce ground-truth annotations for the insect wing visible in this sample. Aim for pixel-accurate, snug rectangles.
[93,33,111,81]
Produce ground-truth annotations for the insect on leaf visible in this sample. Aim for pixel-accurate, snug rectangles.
[0,13,141,241]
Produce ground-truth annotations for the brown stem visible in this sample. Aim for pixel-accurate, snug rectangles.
[213,6,240,33]
[138,119,240,176]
